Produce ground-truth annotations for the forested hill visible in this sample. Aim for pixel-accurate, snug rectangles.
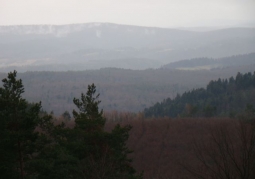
[1,24,255,71]
[144,72,255,118]
[162,53,255,70]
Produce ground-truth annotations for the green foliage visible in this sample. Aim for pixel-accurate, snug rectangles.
[0,71,41,179]
[73,83,105,131]
[61,110,71,121]
[145,71,255,118]
[0,72,141,179]
[69,83,141,179]
[29,84,141,178]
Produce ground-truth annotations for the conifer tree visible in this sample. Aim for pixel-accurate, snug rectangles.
[0,71,41,179]
[71,83,142,179]
[0,72,141,178]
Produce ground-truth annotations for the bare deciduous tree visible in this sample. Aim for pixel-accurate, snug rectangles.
[184,119,255,179]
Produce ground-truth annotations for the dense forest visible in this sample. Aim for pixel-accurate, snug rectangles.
[144,71,255,117]
[0,62,254,115]
[1,71,255,179]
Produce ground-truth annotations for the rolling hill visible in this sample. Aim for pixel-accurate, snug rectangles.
[144,71,255,118]
[162,53,255,70]
[1,23,255,71]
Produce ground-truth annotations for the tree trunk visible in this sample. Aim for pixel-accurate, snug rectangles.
[18,141,24,179]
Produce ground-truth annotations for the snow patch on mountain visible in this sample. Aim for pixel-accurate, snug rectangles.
[96,30,102,38]
[0,23,107,36]
[145,29,155,35]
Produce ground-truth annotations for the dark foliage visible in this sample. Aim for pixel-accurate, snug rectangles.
[144,71,255,118]
[0,71,141,179]
[0,71,42,179]
[2,70,255,179]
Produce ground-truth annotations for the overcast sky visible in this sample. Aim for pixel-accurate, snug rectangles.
[0,0,255,27]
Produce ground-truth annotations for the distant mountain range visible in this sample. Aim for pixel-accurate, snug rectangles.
[0,23,255,71]
[162,53,255,70]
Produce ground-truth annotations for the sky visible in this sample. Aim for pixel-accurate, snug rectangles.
[0,0,255,27]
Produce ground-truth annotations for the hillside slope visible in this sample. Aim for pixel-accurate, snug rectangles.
[162,53,255,70]
[144,71,255,117]
[1,65,254,115]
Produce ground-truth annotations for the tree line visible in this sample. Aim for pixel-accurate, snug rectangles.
[144,71,255,118]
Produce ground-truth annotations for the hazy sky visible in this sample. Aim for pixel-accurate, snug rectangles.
[1,0,255,27]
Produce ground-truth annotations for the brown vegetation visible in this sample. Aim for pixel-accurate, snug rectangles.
[104,112,255,179]
[55,111,255,179]
[185,120,255,179]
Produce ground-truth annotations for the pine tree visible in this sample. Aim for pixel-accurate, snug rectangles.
[0,71,41,179]
[29,83,142,179]
[0,73,142,178]
[70,83,142,179]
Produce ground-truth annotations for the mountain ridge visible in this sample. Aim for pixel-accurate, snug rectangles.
[1,23,255,71]
[162,53,255,70]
